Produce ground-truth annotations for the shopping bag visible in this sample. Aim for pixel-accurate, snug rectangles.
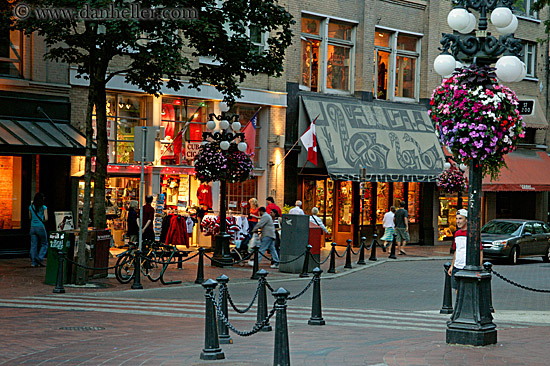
[248,233,260,253]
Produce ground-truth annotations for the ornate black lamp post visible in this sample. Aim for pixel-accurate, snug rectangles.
[202,102,247,267]
[434,0,524,346]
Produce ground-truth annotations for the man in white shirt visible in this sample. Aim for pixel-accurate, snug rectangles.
[309,207,329,234]
[380,206,396,249]
[289,200,305,215]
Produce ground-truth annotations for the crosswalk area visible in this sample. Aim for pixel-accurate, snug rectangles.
[0,294,532,333]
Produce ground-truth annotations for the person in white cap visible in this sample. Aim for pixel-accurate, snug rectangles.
[447,209,483,293]
[289,200,305,215]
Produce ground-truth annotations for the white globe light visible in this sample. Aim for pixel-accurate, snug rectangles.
[491,7,513,28]
[458,13,476,34]
[201,140,208,146]
[495,56,523,82]
[206,120,216,130]
[231,121,242,131]
[459,163,467,171]
[444,162,452,170]
[220,141,230,150]
[219,120,230,130]
[434,54,457,76]
[495,14,518,34]
[514,61,527,82]
[447,8,470,31]
[238,142,247,152]
[219,101,230,113]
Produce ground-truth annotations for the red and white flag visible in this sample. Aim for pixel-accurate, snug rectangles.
[300,115,319,166]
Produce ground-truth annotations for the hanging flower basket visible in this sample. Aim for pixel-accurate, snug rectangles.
[437,168,467,194]
[194,141,254,183]
[428,65,525,179]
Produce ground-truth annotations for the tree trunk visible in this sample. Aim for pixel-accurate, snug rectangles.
[76,83,96,285]
[92,79,108,230]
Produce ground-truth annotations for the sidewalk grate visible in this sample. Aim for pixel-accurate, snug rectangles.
[59,326,105,331]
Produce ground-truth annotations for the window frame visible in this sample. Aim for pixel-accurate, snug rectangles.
[523,42,537,79]
[515,0,538,19]
[300,12,357,95]
[373,27,422,103]
[0,30,24,78]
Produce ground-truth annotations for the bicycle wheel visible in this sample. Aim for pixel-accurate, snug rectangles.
[115,253,135,284]
[145,251,164,282]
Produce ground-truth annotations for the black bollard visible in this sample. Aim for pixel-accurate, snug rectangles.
[255,269,272,332]
[483,262,495,313]
[344,239,352,269]
[216,275,233,344]
[357,237,366,265]
[195,248,205,284]
[308,267,325,326]
[300,245,312,278]
[369,235,378,261]
[131,249,143,289]
[200,279,225,360]
[250,246,260,280]
[273,287,291,366]
[440,262,453,314]
[327,242,337,274]
[388,234,397,259]
[53,249,66,294]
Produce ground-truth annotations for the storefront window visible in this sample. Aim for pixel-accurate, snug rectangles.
[376,183,389,224]
[0,156,22,229]
[360,182,372,225]
[438,195,468,241]
[0,30,23,78]
[393,183,405,207]
[161,98,207,166]
[227,178,257,215]
[337,181,352,230]
[407,182,420,224]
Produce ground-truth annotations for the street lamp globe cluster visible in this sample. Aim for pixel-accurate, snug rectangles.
[434,1,525,82]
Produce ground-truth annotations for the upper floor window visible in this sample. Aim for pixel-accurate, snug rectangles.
[515,0,537,18]
[523,42,536,78]
[0,30,23,78]
[301,14,356,94]
[374,29,421,101]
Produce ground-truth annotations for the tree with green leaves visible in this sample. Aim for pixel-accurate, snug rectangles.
[2,0,293,284]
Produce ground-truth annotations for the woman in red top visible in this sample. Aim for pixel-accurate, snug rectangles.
[240,198,260,252]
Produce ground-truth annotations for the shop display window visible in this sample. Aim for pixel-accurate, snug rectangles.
[160,98,207,166]
[393,182,405,207]
[407,182,420,224]
[0,156,22,229]
[360,182,372,225]
[337,181,352,230]
[438,195,468,241]
[376,182,389,224]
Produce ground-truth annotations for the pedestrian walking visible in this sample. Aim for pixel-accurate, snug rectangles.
[241,198,260,252]
[393,201,409,255]
[447,209,482,293]
[266,196,282,216]
[127,200,139,243]
[249,207,279,269]
[141,195,155,241]
[289,200,305,215]
[29,192,48,267]
[270,208,282,257]
[381,206,396,249]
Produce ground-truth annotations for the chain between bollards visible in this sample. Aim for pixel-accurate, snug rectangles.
[300,245,312,278]
[388,234,397,259]
[357,237,366,265]
[327,242,337,273]
[250,246,260,280]
[53,249,66,294]
[483,262,495,313]
[440,262,453,314]
[200,279,225,360]
[308,267,325,326]
[131,249,143,289]
[216,275,233,344]
[255,269,272,332]
[344,239,353,269]
[273,287,291,366]
[195,248,205,284]
[369,235,378,261]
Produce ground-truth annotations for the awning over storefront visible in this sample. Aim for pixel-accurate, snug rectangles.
[300,96,445,182]
[517,96,548,129]
[0,119,91,156]
[483,149,550,191]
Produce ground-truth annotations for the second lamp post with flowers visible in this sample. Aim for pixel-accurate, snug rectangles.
[194,102,254,267]
[431,0,525,346]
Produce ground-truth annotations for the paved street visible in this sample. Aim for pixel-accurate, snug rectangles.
[1,251,549,365]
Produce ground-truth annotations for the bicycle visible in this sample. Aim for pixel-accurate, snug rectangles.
[115,240,172,284]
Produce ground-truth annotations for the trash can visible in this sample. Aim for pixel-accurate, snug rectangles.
[279,214,310,273]
[308,223,323,271]
[45,231,75,285]
[71,229,112,282]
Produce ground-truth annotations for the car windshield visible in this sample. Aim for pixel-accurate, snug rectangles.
[481,221,522,236]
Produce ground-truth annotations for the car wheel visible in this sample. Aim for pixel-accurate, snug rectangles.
[543,246,550,263]
[508,246,519,265]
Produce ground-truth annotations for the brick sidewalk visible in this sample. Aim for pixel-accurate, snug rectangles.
[0,242,452,298]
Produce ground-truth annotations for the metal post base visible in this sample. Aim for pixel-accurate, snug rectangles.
[308,318,326,326]
[446,328,497,346]
[212,233,234,268]
[218,335,233,344]
[200,348,225,360]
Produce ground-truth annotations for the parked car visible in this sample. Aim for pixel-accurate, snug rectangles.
[481,219,550,265]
